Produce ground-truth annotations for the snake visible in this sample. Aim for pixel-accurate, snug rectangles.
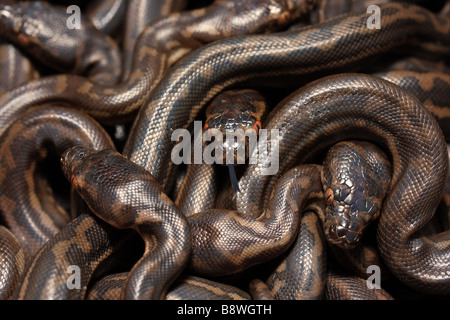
[324,266,394,300]
[0,39,38,95]
[32,131,398,300]
[239,141,391,300]
[127,70,448,293]
[174,160,218,218]
[375,69,450,140]
[121,2,450,193]
[0,0,304,128]
[249,279,274,300]
[60,145,325,298]
[0,0,305,299]
[0,1,122,86]
[0,225,25,300]
[113,3,450,295]
[9,71,446,298]
[85,272,129,300]
[0,1,39,95]
[166,275,252,300]
[172,88,267,210]
[12,212,135,300]
[2,1,450,299]
[202,89,267,191]
[60,147,191,300]
[312,0,443,24]
[85,0,127,36]
[121,0,187,81]
[0,106,115,259]
[221,73,448,293]
[263,210,327,300]
[86,273,252,300]
[319,141,392,283]
[57,118,400,300]
[63,96,394,299]
[322,141,392,249]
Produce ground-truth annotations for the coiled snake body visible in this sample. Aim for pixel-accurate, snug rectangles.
[0,0,303,127]
[0,1,450,299]
[60,73,449,297]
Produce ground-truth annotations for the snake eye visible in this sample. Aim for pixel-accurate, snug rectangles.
[253,121,262,135]
[326,189,334,204]
[70,175,78,189]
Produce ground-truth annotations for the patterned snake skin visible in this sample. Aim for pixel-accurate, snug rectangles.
[0,106,115,259]
[0,0,449,300]
[58,72,449,297]
[0,0,305,127]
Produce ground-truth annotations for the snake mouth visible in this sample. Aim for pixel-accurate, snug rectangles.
[60,145,89,179]
[323,194,378,249]
[324,220,363,249]
[204,127,258,165]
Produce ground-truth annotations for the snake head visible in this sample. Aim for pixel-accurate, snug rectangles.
[323,184,381,249]
[216,0,295,36]
[203,89,265,166]
[0,2,47,47]
[61,146,119,192]
[0,2,20,35]
[321,141,392,250]
[0,1,85,69]
[61,146,145,228]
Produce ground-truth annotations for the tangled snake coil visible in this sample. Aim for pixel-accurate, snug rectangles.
[0,0,449,300]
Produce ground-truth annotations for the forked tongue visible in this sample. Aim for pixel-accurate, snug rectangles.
[228,164,240,193]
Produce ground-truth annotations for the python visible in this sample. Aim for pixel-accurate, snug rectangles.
[170,120,279,176]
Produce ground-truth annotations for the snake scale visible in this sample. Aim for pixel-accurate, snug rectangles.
[0,0,449,300]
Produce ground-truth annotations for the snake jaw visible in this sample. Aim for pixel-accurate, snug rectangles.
[60,145,103,191]
[324,203,369,249]
[323,186,382,249]
[324,220,363,249]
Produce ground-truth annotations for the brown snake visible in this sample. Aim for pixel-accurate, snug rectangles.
[221,73,448,294]
[0,106,115,259]
[58,72,449,297]
[118,2,450,294]
[86,273,252,300]
[0,0,304,127]
[61,147,191,300]
[324,266,394,300]
[0,1,450,300]
[122,2,450,190]
[0,1,122,86]
[0,225,25,299]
